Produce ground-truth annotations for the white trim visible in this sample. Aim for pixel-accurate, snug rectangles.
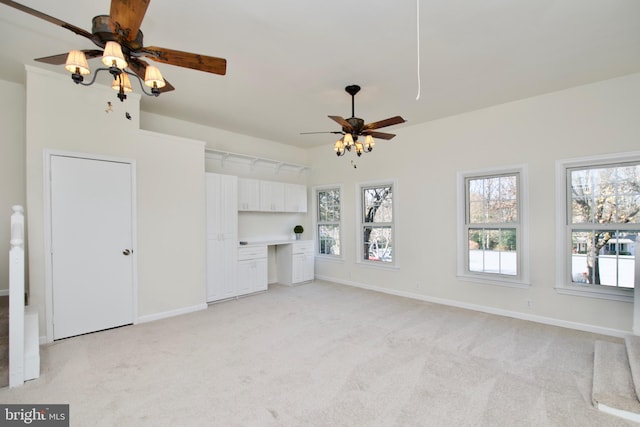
[456,164,529,286]
[555,151,640,302]
[595,403,640,424]
[312,184,344,261]
[43,149,139,343]
[136,303,208,324]
[315,275,628,338]
[355,179,399,268]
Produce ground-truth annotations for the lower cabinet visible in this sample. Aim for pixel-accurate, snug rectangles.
[237,246,268,295]
[277,241,314,286]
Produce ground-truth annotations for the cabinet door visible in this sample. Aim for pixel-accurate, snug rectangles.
[292,253,305,284]
[237,259,253,296]
[260,181,285,212]
[285,183,307,213]
[219,174,238,235]
[206,173,238,235]
[238,178,260,211]
[207,237,237,302]
[252,258,268,292]
[302,253,314,282]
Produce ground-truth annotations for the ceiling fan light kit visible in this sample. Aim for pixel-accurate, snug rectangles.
[302,84,406,158]
[1,0,227,102]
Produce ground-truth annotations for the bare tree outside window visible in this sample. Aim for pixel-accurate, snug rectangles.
[362,185,393,263]
[569,164,640,287]
[466,174,519,276]
[317,188,341,256]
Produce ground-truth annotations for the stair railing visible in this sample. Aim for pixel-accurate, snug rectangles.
[9,205,25,387]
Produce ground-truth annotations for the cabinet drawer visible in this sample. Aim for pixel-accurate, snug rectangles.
[293,241,314,254]
[238,245,267,260]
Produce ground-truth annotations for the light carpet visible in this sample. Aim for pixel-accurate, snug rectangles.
[0,281,634,426]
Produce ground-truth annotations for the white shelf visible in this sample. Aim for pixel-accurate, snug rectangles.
[205,149,310,175]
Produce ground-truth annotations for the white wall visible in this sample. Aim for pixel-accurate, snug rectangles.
[307,72,640,334]
[0,80,26,294]
[24,67,207,335]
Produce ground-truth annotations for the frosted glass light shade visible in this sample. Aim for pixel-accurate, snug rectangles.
[102,41,128,69]
[144,65,166,88]
[334,139,344,152]
[112,73,133,93]
[364,135,375,150]
[64,50,90,75]
[343,133,354,147]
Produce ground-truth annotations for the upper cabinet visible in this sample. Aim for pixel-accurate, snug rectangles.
[238,178,260,211]
[285,183,307,213]
[238,178,307,213]
[260,180,285,212]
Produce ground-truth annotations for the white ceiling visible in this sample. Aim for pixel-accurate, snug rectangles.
[1,0,639,148]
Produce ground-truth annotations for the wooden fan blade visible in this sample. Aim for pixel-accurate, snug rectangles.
[109,0,150,42]
[128,58,175,93]
[363,116,406,131]
[362,130,396,140]
[141,46,227,75]
[35,50,103,65]
[328,115,353,132]
[300,131,344,135]
[0,0,96,41]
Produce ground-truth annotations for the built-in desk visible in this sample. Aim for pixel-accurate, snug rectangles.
[238,239,314,286]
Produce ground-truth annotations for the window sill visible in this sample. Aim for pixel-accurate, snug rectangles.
[457,274,530,289]
[555,285,633,303]
[356,260,400,271]
[315,255,344,263]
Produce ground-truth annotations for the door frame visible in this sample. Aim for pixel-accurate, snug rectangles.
[43,149,138,343]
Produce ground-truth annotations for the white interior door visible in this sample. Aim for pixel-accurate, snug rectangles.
[50,155,135,340]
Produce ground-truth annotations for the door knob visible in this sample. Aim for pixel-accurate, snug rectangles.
[122,249,131,256]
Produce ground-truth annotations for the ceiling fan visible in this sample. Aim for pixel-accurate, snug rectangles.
[302,85,406,156]
[0,0,227,98]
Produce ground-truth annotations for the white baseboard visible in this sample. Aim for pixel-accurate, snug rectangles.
[315,275,628,338]
[0,289,9,297]
[136,303,208,324]
[596,403,640,423]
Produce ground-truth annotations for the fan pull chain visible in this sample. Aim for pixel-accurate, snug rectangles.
[416,0,421,101]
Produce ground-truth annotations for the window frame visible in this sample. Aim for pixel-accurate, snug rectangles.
[456,165,529,287]
[555,152,640,302]
[313,184,344,261]
[356,179,399,269]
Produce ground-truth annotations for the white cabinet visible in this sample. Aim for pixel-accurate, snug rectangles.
[277,240,314,286]
[238,178,260,211]
[237,246,268,295]
[238,178,307,213]
[206,173,238,302]
[260,180,285,212]
[285,183,307,213]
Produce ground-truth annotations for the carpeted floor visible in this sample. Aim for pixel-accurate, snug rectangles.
[0,281,635,426]
[0,295,8,388]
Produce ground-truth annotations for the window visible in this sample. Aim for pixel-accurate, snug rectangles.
[316,187,341,257]
[556,153,640,301]
[457,166,528,286]
[359,182,395,265]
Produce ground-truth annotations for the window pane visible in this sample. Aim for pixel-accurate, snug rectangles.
[363,186,393,223]
[570,229,638,288]
[363,226,392,262]
[468,228,517,275]
[570,164,640,225]
[318,189,340,222]
[318,224,340,256]
[468,175,518,224]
